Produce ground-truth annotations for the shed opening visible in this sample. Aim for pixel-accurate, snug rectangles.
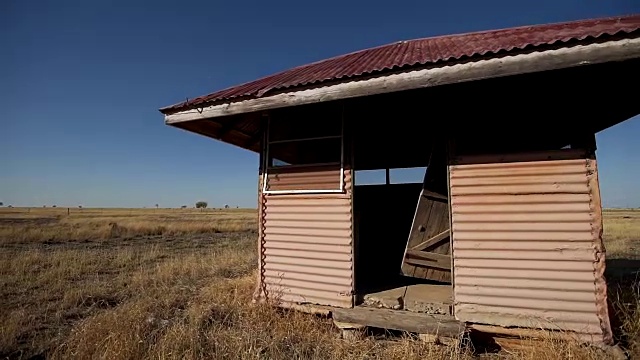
[351,105,453,313]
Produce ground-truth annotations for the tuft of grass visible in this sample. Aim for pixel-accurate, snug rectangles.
[608,280,640,359]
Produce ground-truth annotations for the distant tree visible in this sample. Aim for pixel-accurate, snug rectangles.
[78,205,83,209]
[8,205,13,208]
[0,201,3,206]
[181,205,187,209]
[195,201,208,209]
[224,204,229,209]
[155,204,159,209]
[52,205,57,208]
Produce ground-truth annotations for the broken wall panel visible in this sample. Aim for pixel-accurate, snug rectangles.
[401,142,451,282]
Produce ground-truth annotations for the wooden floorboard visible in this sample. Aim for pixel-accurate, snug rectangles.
[332,306,464,337]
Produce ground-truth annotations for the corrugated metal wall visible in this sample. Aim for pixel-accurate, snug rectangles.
[266,165,342,191]
[260,168,354,308]
[449,150,611,343]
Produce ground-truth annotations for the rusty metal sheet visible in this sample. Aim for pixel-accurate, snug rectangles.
[449,153,612,344]
[160,15,640,114]
[259,169,353,308]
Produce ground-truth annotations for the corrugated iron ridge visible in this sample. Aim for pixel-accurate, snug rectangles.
[160,14,640,114]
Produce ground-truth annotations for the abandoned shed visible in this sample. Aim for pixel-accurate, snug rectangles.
[160,15,640,345]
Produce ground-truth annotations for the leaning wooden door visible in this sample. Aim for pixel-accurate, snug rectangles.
[400,144,451,283]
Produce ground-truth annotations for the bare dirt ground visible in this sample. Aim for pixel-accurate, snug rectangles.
[0,207,638,360]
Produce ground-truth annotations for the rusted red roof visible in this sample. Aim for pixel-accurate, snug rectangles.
[160,14,640,114]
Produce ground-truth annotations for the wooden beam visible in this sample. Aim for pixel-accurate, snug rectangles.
[332,307,464,337]
[406,251,450,263]
[405,250,451,270]
[405,257,451,271]
[411,229,450,251]
[216,118,242,139]
[421,189,448,201]
[243,131,262,148]
[165,38,640,123]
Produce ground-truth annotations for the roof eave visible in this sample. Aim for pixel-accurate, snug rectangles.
[163,36,640,127]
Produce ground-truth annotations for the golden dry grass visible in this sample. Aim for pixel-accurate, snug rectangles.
[602,209,640,358]
[603,209,640,259]
[0,207,256,244]
[0,207,638,359]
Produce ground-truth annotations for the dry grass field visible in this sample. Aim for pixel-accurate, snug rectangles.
[0,207,638,360]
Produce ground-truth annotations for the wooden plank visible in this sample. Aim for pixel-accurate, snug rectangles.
[165,38,640,122]
[405,257,451,271]
[402,196,451,279]
[406,250,451,270]
[421,189,447,201]
[406,250,450,264]
[410,198,450,279]
[402,194,434,279]
[411,229,450,251]
[402,142,452,281]
[422,202,451,281]
[332,307,464,337]
[405,196,434,248]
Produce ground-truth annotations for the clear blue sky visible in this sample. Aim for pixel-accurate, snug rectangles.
[1,0,639,208]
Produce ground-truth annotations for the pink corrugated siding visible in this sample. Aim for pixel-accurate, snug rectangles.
[266,166,342,191]
[449,153,611,343]
[160,14,640,113]
[260,169,353,308]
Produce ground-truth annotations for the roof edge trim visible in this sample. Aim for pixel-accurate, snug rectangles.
[164,37,640,124]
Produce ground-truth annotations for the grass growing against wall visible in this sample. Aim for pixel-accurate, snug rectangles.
[0,207,638,359]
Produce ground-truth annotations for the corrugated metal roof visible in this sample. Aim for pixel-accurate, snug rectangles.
[160,14,640,114]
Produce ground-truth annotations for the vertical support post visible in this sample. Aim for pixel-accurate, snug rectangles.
[253,113,268,303]
[446,137,456,318]
[385,168,390,185]
[347,102,358,306]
